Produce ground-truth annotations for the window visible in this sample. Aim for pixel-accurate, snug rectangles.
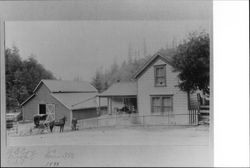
[154,65,166,87]
[151,95,173,113]
[39,104,46,114]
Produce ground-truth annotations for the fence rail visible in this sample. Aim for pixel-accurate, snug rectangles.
[7,121,19,135]
[77,112,198,130]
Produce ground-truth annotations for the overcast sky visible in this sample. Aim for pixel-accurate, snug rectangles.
[5,1,211,82]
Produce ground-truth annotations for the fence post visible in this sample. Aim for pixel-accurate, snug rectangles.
[192,109,194,125]
[16,121,18,134]
[142,115,144,127]
[115,114,117,126]
[191,109,193,125]
[167,112,169,125]
[194,109,196,125]
[195,110,199,125]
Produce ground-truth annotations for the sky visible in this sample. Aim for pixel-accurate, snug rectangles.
[6,20,209,81]
[5,1,211,82]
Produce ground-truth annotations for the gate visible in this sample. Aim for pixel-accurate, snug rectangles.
[188,108,198,125]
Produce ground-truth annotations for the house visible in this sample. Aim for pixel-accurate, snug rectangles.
[21,80,106,126]
[99,52,199,125]
[97,82,137,115]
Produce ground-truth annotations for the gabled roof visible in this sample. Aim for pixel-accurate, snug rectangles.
[70,96,107,110]
[51,92,99,110]
[33,80,97,93]
[99,82,137,97]
[20,94,35,106]
[21,80,98,108]
[132,52,174,80]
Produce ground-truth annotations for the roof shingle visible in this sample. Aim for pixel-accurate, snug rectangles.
[35,80,97,93]
[99,82,137,97]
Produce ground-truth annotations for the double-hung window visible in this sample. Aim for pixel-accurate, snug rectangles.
[151,95,173,113]
[154,65,166,87]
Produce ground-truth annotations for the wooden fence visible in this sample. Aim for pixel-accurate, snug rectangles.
[77,113,199,130]
[7,121,19,136]
[188,108,199,125]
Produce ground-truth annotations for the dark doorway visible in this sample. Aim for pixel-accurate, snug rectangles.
[39,104,46,114]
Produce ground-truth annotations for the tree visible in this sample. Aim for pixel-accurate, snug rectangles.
[91,69,104,93]
[91,52,150,93]
[5,47,23,109]
[5,46,55,111]
[172,31,210,94]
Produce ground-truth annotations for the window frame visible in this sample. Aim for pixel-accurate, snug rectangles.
[154,64,166,87]
[151,95,173,114]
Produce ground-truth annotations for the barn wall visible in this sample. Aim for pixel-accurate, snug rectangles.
[72,108,99,120]
[137,57,189,124]
[22,84,71,126]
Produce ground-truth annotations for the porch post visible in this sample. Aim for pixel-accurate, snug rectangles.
[98,96,101,116]
[110,97,113,115]
[107,97,109,114]
[107,97,110,115]
[123,97,125,115]
[115,97,117,122]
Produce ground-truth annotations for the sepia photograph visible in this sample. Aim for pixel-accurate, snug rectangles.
[5,19,211,139]
[2,0,247,167]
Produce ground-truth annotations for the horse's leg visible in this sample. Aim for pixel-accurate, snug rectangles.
[50,125,53,133]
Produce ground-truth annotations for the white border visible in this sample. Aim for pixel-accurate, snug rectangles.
[0,0,227,166]
[213,1,249,167]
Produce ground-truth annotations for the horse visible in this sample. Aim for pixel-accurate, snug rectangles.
[33,114,55,134]
[50,116,66,132]
[33,114,48,128]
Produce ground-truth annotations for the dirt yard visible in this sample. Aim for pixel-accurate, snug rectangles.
[6,124,211,166]
[8,125,209,146]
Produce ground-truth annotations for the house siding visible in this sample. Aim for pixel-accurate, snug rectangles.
[72,108,99,120]
[22,84,71,126]
[137,58,189,124]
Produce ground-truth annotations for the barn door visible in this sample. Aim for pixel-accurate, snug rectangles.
[46,104,55,120]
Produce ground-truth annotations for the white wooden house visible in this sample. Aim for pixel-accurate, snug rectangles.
[99,52,199,125]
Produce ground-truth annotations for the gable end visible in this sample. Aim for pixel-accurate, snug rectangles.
[132,54,173,80]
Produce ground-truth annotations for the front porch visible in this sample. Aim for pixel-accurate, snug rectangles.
[97,82,138,117]
[98,96,138,116]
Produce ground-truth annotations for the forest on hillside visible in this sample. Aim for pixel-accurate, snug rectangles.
[5,46,55,111]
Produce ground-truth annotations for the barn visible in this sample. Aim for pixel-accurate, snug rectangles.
[21,80,105,126]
